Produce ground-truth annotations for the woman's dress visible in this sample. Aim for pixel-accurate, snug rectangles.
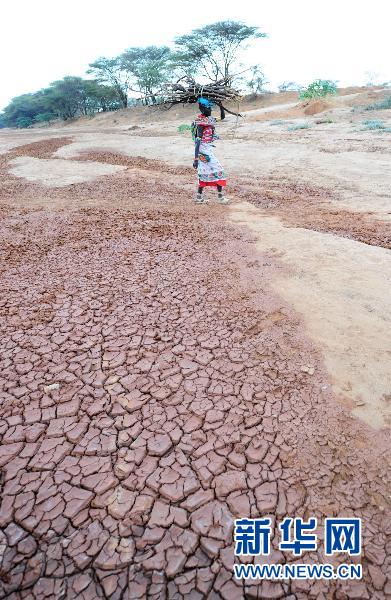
[193,114,227,188]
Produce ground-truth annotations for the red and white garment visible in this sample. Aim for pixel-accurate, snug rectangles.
[195,114,227,188]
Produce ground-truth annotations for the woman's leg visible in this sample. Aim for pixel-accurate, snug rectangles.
[195,184,207,203]
[217,184,229,204]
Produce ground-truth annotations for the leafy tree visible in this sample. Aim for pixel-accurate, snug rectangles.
[87,57,130,107]
[83,81,122,112]
[299,79,337,100]
[0,113,7,128]
[43,77,120,119]
[2,92,48,127]
[174,21,266,82]
[121,46,172,104]
[44,76,90,119]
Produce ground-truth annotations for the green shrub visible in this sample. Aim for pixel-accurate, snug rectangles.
[34,112,56,124]
[270,119,284,125]
[16,116,33,128]
[364,96,391,111]
[362,119,385,130]
[178,124,192,134]
[288,122,310,131]
[299,79,337,100]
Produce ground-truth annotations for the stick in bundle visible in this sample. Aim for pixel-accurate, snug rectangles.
[160,77,243,117]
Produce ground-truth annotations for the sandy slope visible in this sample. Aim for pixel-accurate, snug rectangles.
[230,206,390,428]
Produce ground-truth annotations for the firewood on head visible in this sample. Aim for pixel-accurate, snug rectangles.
[159,77,243,117]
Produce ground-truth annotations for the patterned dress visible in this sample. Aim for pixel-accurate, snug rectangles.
[193,114,227,188]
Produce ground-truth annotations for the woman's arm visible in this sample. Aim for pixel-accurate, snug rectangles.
[193,125,203,168]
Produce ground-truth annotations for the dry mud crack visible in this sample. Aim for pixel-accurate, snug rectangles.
[0,139,390,599]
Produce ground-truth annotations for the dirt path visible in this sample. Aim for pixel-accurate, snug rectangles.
[230,204,391,429]
[0,137,390,599]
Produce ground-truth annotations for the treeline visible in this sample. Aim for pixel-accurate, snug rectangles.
[0,21,266,128]
[1,79,122,129]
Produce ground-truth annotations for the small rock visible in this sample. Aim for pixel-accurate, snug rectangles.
[44,383,60,393]
[300,366,315,375]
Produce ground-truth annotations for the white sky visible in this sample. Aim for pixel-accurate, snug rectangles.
[1,0,390,110]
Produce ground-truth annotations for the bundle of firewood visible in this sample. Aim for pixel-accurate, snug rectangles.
[161,77,242,116]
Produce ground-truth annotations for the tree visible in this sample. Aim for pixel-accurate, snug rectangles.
[278,81,302,92]
[174,21,266,82]
[121,46,172,104]
[87,57,130,107]
[2,92,48,127]
[246,66,268,94]
[43,77,121,119]
[82,81,122,112]
[0,114,6,128]
[46,78,122,117]
[365,70,379,87]
[44,77,88,120]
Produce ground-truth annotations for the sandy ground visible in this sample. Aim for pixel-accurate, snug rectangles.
[55,133,390,216]
[230,206,391,429]
[0,89,390,598]
[9,156,124,187]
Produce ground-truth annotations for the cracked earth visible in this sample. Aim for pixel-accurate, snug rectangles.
[0,135,390,599]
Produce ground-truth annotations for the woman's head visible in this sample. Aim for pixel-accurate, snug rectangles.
[198,97,213,116]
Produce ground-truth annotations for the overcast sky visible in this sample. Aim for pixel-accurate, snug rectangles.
[1,0,390,110]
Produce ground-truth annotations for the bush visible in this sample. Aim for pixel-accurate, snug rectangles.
[362,119,385,130]
[16,116,33,128]
[288,122,310,131]
[178,124,192,134]
[364,96,391,111]
[299,79,337,100]
[270,119,284,125]
[34,112,56,124]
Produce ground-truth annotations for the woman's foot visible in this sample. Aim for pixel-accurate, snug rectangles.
[195,193,208,204]
[218,193,229,205]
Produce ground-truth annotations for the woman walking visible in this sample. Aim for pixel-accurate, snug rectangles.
[192,97,229,204]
